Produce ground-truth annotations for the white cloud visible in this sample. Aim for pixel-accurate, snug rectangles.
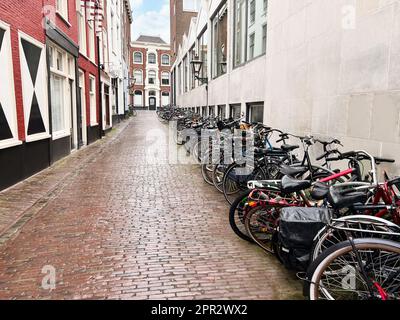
[131,0,143,9]
[131,0,170,43]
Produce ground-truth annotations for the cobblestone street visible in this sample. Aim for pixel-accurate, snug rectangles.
[0,112,301,300]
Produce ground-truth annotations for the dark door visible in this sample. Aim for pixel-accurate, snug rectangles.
[149,97,156,110]
[104,85,110,126]
[70,79,76,150]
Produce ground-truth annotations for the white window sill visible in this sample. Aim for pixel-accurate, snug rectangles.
[90,122,99,127]
[52,131,70,141]
[79,50,88,58]
[0,139,22,150]
[26,133,51,143]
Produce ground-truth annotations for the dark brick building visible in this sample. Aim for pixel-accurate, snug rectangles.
[170,0,200,63]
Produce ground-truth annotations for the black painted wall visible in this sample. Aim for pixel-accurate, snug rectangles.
[0,139,50,191]
[87,125,100,145]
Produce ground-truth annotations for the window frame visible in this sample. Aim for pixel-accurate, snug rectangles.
[89,74,97,126]
[161,54,170,66]
[161,72,170,86]
[88,20,95,62]
[77,2,87,56]
[56,0,69,22]
[211,1,228,79]
[148,52,156,64]
[233,0,269,69]
[133,69,143,85]
[197,28,208,86]
[48,42,75,140]
[148,70,156,85]
[133,51,143,64]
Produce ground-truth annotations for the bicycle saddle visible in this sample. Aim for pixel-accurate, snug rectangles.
[311,182,329,200]
[281,175,311,194]
[281,144,299,152]
[254,148,287,156]
[327,187,368,209]
[279,164,308,177]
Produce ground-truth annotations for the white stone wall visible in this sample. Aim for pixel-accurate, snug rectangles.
[265,0,400,175]
[174,0,400,175]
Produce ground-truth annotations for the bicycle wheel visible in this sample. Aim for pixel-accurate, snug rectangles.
[201,164,214,185]
[306,239,400,300]
[244,202,283,253]
[222,163,266,205]
[311,215,400,261]
[229,190,253,242]
[212,163,228,193]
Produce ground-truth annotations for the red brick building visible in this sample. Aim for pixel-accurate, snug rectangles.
[130,36,171,110]
[0,0,132,191]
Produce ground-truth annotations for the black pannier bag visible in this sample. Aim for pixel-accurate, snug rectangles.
[277,207,333,271]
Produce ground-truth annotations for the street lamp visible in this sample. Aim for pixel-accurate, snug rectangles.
[190,54,208,85]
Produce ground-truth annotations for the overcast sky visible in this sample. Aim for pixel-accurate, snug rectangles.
[130,0,170,43]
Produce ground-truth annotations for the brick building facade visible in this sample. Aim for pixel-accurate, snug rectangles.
[170,0,200,63]
[130,36,171,110]
[0,0,132,191]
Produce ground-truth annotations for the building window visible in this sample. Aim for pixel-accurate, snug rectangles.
[161,72,170,86]
[218,105,226,119]
[88,21,95,61]
[262,24,267,54]
[49,43,75,138]
[77,2,87,55]
[189,46,196,89]
[249,0,256,24]
[89,75,97,125]
[263,0,268,13]
[56,0,69,21]
[247,0,268,60]
[134,70,143,84]
[183,55,188,92]
[111,12,115,52]
[50,74,65,133]
[249,33,255,59]
[161,92,169,106]
[234,0,246,67]
[233,0,268,67]
[148,53,156,64]
[134,51,143,63]
[149,90,156,97]
[202,106,207,117]
[197,30,208,83]
[230,104,242,119]
[247,103,264,123]
[102,30,108,71]
[134,90,142,106]
[148,70,156,84]
[212,2,228,78]
[209,106,215,116]
[161,54,170,65]
[183,0,201,12]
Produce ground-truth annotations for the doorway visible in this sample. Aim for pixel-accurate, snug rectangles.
[79,70,87,146]
[69,79,77,151]
[149,97,156,110]
[104,85,110,127]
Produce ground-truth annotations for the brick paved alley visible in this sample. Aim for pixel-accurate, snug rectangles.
[0,112,301,300]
